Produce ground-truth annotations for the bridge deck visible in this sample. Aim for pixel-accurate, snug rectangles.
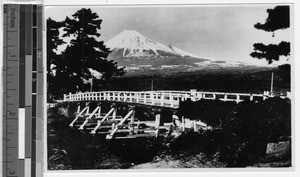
[63,90,272,108]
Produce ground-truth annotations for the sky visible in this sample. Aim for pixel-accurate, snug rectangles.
[45,4,292,66]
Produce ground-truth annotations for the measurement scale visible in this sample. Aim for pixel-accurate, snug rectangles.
[2,3,43,177]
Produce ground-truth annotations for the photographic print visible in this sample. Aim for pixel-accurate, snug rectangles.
[46,4,292,170]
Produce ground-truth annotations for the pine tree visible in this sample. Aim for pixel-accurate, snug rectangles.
[47,8,125,99]
[61,8,125,92]
[47,18,65,100]
[250,6,290,64]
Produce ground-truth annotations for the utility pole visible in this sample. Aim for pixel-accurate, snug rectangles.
[151,79,154,91]
[270,71,274,94]
[90,78,93,92]
[151,72,154,91]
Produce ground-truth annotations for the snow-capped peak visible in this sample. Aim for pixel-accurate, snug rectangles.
[167,45,200,59]
[105,30,199,58]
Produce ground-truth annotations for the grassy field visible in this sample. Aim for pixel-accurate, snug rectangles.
[111,66,290,94]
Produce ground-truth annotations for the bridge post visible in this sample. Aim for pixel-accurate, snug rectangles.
[193,120,197,132]
[112,107,117,120]
[202,93,206,99]
[74,93,77,101]
[263,91,269,100]
[136,93,139,103]
[143,92,147,104]
[155,113,160,138]
[190,89,196,101]
[106,92,109,101]
[129,93,133,102]
[95,92,99,101]
[111,104,117,120]
[196,92,201,100]
[250,94,254,101]
[111,122,115,130]
[150,92,155,105]
[224,94,228,101]
[170,93,174,107]
[236,94,241,103]
[154,108,163,138]
[111,92,115,101]
[180,94,184,101]
[117,92,121,101]
[181,116,185,131]
[212,93,216,100]
[124,92,127,102]
[102,92,106,100]
[160,93,164,106]
[76,103,81,114]
[129,106,136,135]
[86,102,90,115]
[98,92,102,100]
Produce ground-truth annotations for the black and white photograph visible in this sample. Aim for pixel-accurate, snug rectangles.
[46,4,292,170]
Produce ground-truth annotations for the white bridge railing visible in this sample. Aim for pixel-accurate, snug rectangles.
[63,90,274,108]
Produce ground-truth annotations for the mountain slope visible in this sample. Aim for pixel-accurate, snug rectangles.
[104,30,262,70]
[105,30,200,58]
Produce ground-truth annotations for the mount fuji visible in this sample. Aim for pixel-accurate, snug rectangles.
[105,30,207,67]
[105,30,199,58]
[104,30,264,72]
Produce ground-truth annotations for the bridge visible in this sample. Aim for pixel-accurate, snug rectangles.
[60,90,282,140]
[63,90,273,108]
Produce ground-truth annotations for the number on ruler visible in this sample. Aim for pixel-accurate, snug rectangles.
[7,111,15,116]
[9,170,15,175]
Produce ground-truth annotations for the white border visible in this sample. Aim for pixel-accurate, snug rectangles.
[43,0,299,177]
[0,0,298,177]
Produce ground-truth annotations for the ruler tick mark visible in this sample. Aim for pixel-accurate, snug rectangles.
[5,161,14,163]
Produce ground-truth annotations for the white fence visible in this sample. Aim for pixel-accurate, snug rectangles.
[63,90,274,108]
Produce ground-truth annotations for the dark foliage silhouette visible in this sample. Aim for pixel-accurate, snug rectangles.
[47,18,66,101]
[176,98,291,167]
[254,6,290,32]
[251,41,290,64]
[47,8,125,100]
[251,6,290,64]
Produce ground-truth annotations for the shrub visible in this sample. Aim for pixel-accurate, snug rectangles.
[221,97,291,166]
